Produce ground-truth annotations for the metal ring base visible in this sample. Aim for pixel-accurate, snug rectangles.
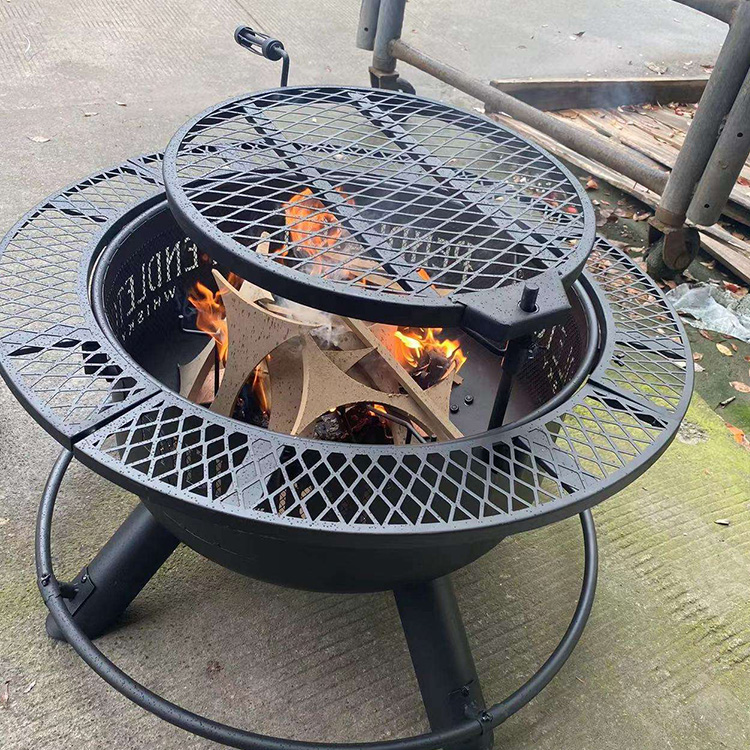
[36,449,598,750]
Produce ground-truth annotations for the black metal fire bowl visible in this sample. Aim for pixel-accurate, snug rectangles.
[0,82,691,750]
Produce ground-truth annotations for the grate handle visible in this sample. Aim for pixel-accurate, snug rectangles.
[234,26,290,87]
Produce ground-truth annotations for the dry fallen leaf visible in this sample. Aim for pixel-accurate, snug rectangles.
[693,352,704,362]
[714,518,731,526]
[738,176,750,187]
[694,362,705,372]
[726,422,747,444]
[723,281,742,293]
[716,343,733,357]
[730,381,750,393]
[633,211,650,221]
[585,177,599,190]
[730,342,739,352]
[27,135,50,143]
[699,329,714,341]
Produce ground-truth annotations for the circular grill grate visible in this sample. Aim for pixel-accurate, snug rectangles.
[164,87,595,330]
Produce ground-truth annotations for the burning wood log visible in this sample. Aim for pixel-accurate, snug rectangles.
[343,318,463,440]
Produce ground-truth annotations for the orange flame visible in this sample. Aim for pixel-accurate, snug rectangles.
[252,359,270,415]
[284,187,344,275]
[187,272,243,366]
[394,328,466,381]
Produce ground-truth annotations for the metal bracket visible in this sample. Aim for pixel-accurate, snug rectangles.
[368,66,415,93]
[58,567,96,617]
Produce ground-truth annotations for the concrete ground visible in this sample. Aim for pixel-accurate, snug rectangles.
[1,2,749,748]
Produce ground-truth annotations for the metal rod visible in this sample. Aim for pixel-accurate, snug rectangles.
[46,502,179,641]
[394,577,493,750]
[390,39,669,195]
[356,0,382,51]
[688,65,750,225]
[657,0,750,225]
[489,510,598,725]
[673,0,739,23]
[488,335,532,429]
[373,0,407,73]
[36,449,598,749]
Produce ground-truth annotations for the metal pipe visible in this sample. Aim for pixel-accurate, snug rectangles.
[657,0,750,225]
[688,66,750,225]
[673,0,739,23]
[488,335,532,429]
[373,0,407,73]
[394,577,493,750]
[356,0,381,51]
[390,40,669,195]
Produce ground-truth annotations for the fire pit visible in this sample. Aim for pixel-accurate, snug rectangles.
[0,29,691,750]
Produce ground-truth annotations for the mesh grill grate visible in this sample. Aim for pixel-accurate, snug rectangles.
[0,156,164,441]
[0,155,690,534]
[164,87,594,326]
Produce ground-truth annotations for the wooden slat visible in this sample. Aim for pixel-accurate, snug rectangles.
[561,108,750,212]
[494,114,750,285]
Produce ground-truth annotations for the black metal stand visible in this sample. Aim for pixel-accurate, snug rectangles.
[46,502,179,641]
[395,578,493,750]
[37,450,597,750]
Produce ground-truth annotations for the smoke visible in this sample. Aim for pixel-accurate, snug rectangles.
[270,295,354,348]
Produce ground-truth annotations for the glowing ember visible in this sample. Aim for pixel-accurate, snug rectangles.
[394,328,466,386]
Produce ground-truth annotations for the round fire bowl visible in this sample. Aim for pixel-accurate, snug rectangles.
[0,156,692,592]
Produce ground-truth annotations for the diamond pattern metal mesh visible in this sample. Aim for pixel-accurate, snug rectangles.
[75,233,690,534]
[0,158,164,442]
[164,87,594,323]
[0,153,690,534]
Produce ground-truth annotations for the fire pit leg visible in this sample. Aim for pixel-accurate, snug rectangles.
[394,576,494,750]
[45,502,179,642]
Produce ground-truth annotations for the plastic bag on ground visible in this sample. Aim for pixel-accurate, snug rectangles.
[666,283,750,343]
